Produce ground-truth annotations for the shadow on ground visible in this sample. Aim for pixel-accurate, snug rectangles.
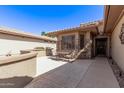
[0,76,33,88]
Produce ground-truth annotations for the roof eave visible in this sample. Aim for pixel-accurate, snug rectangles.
[104,5,110,33]
[0,29,56,42]
[47,25,98,36]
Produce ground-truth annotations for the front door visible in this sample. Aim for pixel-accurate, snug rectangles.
[95,38,107,56]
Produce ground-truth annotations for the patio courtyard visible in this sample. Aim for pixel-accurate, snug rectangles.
[25,56,119,88]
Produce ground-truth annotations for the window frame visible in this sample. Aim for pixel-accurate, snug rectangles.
[61,35,75,50]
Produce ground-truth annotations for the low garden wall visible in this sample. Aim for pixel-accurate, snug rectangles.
[20,47,53,57]
[0,52,37,79]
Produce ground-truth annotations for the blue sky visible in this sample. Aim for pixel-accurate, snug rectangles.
[0,5,104,35]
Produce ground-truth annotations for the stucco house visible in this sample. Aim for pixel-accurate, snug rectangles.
[48,5,124,71]
[1,5,124,88]
[104,5,124,72]
[48,19,106,59]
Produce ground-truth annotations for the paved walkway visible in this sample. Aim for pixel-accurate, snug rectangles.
[25,57,119,88]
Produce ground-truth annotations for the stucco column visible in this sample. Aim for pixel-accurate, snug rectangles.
[57,36,61,51]
[85,31,92,58]
[75,32,80,51]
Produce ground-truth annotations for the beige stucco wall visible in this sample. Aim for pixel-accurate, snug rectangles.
[0,33,56,56]
[111,15,124,71]
[98,23,104,35]
[84,31,91,44]
[0,58,36,79]
[84,31,92,58]
[0,52,37,78]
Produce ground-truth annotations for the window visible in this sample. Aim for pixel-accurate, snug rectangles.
[61,35,75,50]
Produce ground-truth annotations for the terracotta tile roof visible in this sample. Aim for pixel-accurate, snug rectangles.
[47,20,103,35]
[0,26,57,42]
[80,20,101,27]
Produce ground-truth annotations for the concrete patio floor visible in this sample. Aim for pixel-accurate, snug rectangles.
[25,57,119,88]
